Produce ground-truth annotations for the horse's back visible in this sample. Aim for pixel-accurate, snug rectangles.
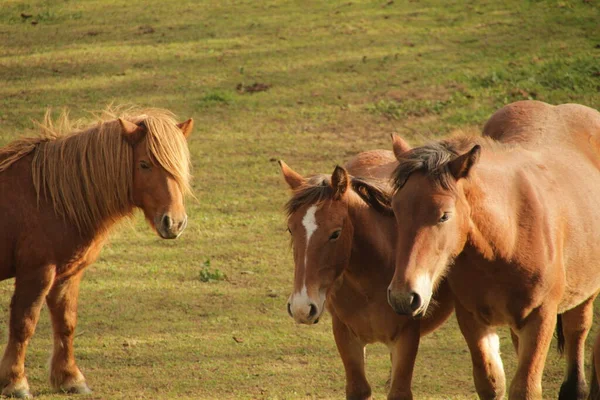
[343,149,397,180]
[484,100,600,149]
[483,100,562,144]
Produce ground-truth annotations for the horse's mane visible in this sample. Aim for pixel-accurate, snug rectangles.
[391,135,508,192]
[0,106,191,234]
[285,174,393,217]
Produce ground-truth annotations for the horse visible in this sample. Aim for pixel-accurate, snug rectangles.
[0,107,193,398]
[386,100,600,400]
[279,148,454,400]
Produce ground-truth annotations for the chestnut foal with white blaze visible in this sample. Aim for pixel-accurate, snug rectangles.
[387,101,600,399]
[280,149,453,400]
[0,107,192,397]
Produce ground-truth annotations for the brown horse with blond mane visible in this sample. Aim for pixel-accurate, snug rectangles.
[386,100,600,399]
[280,149,453,400]
[0,107,193,398]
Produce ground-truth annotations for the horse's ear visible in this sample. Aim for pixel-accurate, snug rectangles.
[177,119,194,139]
[119,118,146,144]
[331,165,349,200]
[392,134,411,160]
[449,145,481,180]
[279,160,305,190]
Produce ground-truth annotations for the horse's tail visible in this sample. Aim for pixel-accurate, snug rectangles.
[590,355,600,400]
[590,333,600,400]
[555,314,565,354]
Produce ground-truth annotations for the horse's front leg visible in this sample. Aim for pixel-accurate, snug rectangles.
[509,304,556,400]
[0,266,56,398]
[46,270,91,394]
[331,313,371,400]
[387,322,419,400]
[455,302,506,400]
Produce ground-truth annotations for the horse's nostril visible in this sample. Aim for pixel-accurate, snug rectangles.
[308,303,317,319]
[409,292,422,312]
[287,303,292,318]
[162,215,173,230]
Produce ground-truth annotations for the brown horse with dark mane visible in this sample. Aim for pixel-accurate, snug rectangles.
[386,100,600,399]
[280,148,453,400]
[0,107,193,397]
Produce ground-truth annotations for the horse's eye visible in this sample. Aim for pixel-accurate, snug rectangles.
[329,229,342,241]
[140,161,151,170]
[287,227,291,234]
[439,212,450,223]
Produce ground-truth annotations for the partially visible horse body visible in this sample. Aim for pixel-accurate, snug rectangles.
[280,150,453,400]
[387,100,600,399]
[0,108,192,398]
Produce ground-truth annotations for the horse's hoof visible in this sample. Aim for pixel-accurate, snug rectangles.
[2,383,32,398]
[61,382,91,395]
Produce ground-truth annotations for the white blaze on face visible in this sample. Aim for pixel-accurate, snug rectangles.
[414,274,433,308]
[302,205,318,248]
[301,205,318,288]
[289,205,321,322]
[292,205,318,297]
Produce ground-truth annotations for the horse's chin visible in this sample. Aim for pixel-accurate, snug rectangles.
[157,229,180,240]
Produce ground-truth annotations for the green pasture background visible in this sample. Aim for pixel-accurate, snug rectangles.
[0,0,599,398]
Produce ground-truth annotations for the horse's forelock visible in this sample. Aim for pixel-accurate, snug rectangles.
[285,175,332,217]
[139,112,192,196]
[391,140,469,193]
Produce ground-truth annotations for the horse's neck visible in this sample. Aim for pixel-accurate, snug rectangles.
[344,196,395,284]
[465,149,545,261]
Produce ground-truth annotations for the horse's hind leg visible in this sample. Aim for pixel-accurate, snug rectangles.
[558,295,596,400]
[509,304,557,400]
[0,267,56,398]
[46,271,91,394]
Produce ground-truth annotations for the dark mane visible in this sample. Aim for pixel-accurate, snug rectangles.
[285,175,393,216]
[351,177,394,216]
[391,135,504,192]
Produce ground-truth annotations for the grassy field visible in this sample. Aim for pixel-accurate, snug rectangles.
[1,0,599,398]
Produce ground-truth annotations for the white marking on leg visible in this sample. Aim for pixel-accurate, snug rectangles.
[484,332,503,370]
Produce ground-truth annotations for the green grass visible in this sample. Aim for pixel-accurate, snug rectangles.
[0,0,599,398]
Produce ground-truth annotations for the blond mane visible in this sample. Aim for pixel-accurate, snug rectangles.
[0,106,191,234]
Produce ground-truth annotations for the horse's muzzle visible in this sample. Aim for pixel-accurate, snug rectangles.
[387,287,427,317]
[156,214,188,239]
[287,295,322,325]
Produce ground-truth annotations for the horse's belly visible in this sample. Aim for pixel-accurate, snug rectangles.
[559,263,600,313]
